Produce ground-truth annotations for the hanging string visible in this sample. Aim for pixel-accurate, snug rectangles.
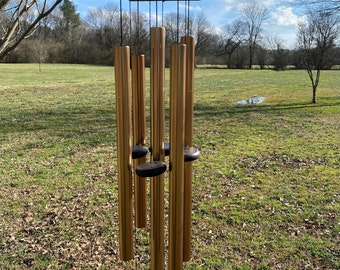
[149,1,151,29]
[156,0,158,27]
[137,1,140,54]
[129,0,132,46]
[187,0,191,36]
[184,0,187,35]
[177,0,179,43]
[120,0,123,46]
[162,0,164,27]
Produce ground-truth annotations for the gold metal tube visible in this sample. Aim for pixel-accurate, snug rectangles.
[132,54,147,228]
[181,36,195,262]
[150,27,165,270]
[168,44,186,270]
[114,46,134,261]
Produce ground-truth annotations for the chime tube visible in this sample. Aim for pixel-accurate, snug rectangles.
[150,27,166,270]
[132,54,147,228]
[114,46,134,261]
[181,36,195,262]
[168,44,186,270]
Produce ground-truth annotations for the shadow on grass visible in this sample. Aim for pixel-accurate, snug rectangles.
[194,97,340,118]
[2,96,339,145]
[1,105,116,146]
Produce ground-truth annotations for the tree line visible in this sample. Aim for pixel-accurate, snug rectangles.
[1,0,339,70]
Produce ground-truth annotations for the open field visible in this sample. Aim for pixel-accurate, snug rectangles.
[0,64,339,269]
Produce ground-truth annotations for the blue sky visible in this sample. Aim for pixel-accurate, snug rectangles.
[73,0,302,48]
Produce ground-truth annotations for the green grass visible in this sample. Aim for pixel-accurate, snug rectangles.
[0,63,339,269]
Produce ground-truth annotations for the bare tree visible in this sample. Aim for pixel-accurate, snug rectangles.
[218,20,246,68]
[129,11,149,55]
[86,4,131,47]
[256,44,268,69]
[192,12,211,59]
[241,0,269,69]
[164,12,186,45]
[0,0,62,60]
[164,13,178,45]
[164,12,213,64]
[86,3,119,32]
[30,39,48,72]
[297,9,339,103]
[288,0,340,13]
[267,35,289,71]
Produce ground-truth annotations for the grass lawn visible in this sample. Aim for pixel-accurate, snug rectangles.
[0,63,339,269]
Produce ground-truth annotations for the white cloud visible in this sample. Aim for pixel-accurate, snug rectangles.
[224,6,233,12]
[271,6,299,26]
[179,3,202,12]
[218,0,239,11]
[236,0,278,11]
[222,0,236,4]
[261,0,278,7]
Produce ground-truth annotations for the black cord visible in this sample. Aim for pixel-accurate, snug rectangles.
[187,0,190,36]
[185,0,187,35]
[137,1,140,54]
[162,0,164,27]
[149,1,151,29]
[129,0,132,46]
[177,0,179,43]
[156,0,158,27]
[120,0,123,46]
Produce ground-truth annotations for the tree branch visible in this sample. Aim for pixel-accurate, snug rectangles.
[0,0,62,60]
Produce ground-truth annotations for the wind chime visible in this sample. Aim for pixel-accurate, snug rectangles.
[114,1,200,269]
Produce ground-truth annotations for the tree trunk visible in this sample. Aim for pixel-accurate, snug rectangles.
[248,47,253,69]
[307,69,320,104]
[312,85,317,104]
[227,53,232,69]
